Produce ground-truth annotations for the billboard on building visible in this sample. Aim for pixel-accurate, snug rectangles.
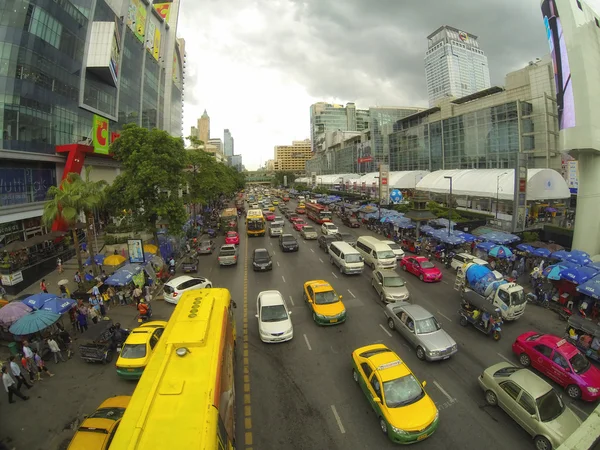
[127,0,146,43]
[93,114,110,155]
[540,0,600,150]
[153,1,173,21]
[109,19,121,85]
[153,27,161,60]
[379,164,390,206]
[146,14,161,60]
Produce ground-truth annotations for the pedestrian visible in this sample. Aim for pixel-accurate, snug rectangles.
[47,337,66,364]
[144,284,152,304]
[20,354,35,383]
[57,257,63,274]
[2,366,29,403]
[8,356,32,390]
[107,286,116,307]
[58,328,73,359]
[33,350,54,379]
[88,304,99,324]
[118,289,125,306]
[77,309,88,333]
[98,295,106,317]
[21,341,37,377]
[91,284,100,297]
[132,286,143,305]
[59,284,68,299]
[40,279,48,293]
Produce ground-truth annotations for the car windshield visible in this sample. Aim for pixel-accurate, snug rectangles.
[384,277,405,287]
[227,233,236,238]
[247,219,263,230]
[255,251,269,261]
[303,227,315,232]
[314,290,339,305]
[89,407,126,421]
[510,290,526,306]
[271,223,282,229]
[346,254,362,263]
[261,305,288,322]
[383,374,425,408]
[377,250,395,259]
[282,236,296,242]
[569,352,590,374]
[321,212,332,218]
[420,261,435,269]
[200,241,211,247]
[387,243,401,250]
[537,389,565,422]
[326,224,336,229]
[120,343,147,359]
[416,317,441,334]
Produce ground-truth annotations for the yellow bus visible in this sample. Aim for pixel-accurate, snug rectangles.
[109,288,237,450]
[246,208,265,237]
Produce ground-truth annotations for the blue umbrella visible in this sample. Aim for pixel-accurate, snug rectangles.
[420,225,435,234]
[543,263,572,280]
[476,241,496,252]
[588,262,600,271]
[489,245,513,259]
[516,244,535,253]
[570,249,590,259]
[22,293,61,310]
[9,310,61,335]
[550,250,570,260]
[560,266,599,285]
[104,263,143,286]
[41,298,77,315]
[456,232,477,242]
[532,248,552,258]
[565,254,592,266]
[576,274,600,300]
[84,254,106,266]
[481,231,521,245]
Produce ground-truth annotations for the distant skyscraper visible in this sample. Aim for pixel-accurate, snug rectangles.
[198,110,210,144]
[224,129,234,157]
[207,138,223,155]
[309,102,370,153]
[190,126,199,139]
[424,26,491,107]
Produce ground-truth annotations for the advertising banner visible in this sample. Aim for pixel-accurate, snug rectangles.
[153,1,172,22]
[0,168,56,206]
[153,27,161,60]
[1,271,23,286]
[93,114,109,155]
[109,20,120,86]
[567,160,578,194]
[146,20,156,53]
[379,164,390,206]
[127,239,145,264]
[127,0,146,42]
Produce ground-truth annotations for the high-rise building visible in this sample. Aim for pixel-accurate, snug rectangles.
[0,0,185,239]
[310,102,370,153]
[224,129,234,157]
[425,26,491,107]
[207,138,223,155]
[190,126,199,139]
[274,139,312,172]
[230,154,242,171]
[198,109,210,144]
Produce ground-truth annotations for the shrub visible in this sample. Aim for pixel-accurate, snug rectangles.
[523,231,539,243]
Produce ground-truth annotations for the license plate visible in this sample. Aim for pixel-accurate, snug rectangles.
[127,368,135,372]
[330,319,338,323]
[417,434,428,441]
[443,356,450,360]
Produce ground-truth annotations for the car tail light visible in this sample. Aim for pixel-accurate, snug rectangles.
[173,292,178,297]
[233,255,237,260]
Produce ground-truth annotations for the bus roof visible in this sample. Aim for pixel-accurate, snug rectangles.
[221,208,237,217]
[247,209,263,218]
[109,288,232,449]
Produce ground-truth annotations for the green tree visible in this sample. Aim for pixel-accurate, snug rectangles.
[42,170,106,275]
[272,171,295,187]
[107,124,188,239]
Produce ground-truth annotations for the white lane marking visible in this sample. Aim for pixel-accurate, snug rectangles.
[303,334,312,351]
[289,295,294,306]
[497,353,514,364]
[442,280,449,285]
[276,261,280,267]
[330,405,346,434]
[332,272,338,279]
[282,275,286,283]
[433,380,454,403]
[379,324,392,337]
[569,403,589,417]
[310,248,314,253]
[347,289,356,298]
[437,310,452,322]
[270,242,273,246]
[319,258,324,263]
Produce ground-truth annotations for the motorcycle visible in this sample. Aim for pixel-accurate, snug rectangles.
[207,228,217,238]
[168,264,176,276]
[444,252,455,269]
[137,305,153,323]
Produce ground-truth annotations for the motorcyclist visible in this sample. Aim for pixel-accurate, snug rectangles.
[168,257,176,270]
[137,300,151,320]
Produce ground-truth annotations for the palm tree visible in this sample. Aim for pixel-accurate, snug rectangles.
[42,170,107,276]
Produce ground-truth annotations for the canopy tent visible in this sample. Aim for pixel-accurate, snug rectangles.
[295,177,309,184]
[416,168,571,201]
[576,275,600,300]
[480,231,520,245]
[104,263,144,286]
[356,171,429,189]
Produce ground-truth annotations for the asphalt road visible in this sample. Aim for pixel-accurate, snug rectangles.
[191,200,597,450]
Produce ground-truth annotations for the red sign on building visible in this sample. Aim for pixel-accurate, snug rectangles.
[381,177,388,185]
[358,157,373,163]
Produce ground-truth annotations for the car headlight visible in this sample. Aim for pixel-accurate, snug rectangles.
[315,312,327,320]
[587,387,599,393]
[428,350,440,356]
[253,262,259,266]
[267,261,272,266]
[391,425,409,436]
[451,344,458,352]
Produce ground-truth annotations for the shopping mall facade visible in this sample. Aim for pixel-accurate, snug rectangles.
[0,0,185,244]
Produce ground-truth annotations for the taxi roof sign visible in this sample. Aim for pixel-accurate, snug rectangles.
[556,338,567,347]
[377,360,403,371]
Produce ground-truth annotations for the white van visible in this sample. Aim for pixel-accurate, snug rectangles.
[298,195,306,203]
[355,236,397,270]
[329,241,364,275]
[381,240,405,260]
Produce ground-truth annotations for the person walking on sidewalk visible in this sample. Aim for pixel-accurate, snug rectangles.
[47,337,65,364]
[77,309,88,333]
[20,354,35,383]
[57,257,63,274]
[21,341,37,377]
[40,279,48,293]
[33,350,54,379]
[58,327,73,359]
[9,356,32,390]
[74,271,83,290]
[2,366,29,403]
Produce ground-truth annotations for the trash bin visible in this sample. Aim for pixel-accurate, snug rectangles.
[8,341,19,357]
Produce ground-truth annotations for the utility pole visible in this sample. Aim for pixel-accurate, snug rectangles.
[444,176,453,237]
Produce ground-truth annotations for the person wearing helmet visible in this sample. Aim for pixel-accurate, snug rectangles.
[137,300,149,318]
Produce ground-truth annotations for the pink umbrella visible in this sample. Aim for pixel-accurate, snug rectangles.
[0,302,33,327]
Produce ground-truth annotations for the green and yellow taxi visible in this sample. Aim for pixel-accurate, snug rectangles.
[67,395,130,450]
[272,200,279,206]
[351,344,439,444]
[303,280,346,325]
[115,321,167,380]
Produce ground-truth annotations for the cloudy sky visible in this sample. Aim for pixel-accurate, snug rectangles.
[178,0,549,170]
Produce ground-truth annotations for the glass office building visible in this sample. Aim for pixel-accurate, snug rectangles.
[0,0,185,241]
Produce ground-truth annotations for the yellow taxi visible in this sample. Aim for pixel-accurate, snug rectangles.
[303,280,346,325]
[351,344,439,444]
[115,321,167,380]
[272,200,279,205]
[67,395,130,450]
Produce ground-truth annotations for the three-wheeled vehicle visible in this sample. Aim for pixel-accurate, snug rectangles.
[458,294,503,341]
[78,320,119,364]
[566,315,600,363]
[401,238,421,254]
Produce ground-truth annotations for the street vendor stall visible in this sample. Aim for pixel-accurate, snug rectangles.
[566,315,600,363]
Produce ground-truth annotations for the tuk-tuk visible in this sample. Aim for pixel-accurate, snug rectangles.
[78,320,118,364]
[401,238,421,254]
[458,293,503,341]
[566,315,600,363]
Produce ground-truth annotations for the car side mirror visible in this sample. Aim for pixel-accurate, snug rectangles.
[421,381,427,388]
[373,397,381,404]
[255,314,259,318]
[288,311,292,315]
[232,301,237,309]
[339,295,343,300]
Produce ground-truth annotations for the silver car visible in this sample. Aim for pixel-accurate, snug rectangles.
[371,269,409,303]
[478,362,582,450]
[301,226,318,240]
[384,302,457,361]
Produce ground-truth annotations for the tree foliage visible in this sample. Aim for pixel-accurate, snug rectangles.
[272,171,295,187]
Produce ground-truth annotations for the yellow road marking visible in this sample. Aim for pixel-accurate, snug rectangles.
[243,234,253,449]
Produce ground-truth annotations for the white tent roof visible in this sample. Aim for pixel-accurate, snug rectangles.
[317,173,362,185]
[416,169,571,201]
[296,177,309,183]
[357,171,430,189]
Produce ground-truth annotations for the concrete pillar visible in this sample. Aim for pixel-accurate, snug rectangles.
[572,152,600,255]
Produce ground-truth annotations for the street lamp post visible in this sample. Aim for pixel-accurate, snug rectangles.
[444,176,453,237]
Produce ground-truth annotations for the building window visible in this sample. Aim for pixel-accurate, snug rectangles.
[28,6,62,49]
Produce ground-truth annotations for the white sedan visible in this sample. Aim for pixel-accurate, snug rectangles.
[255,290,293,343]
[321,222,338,235]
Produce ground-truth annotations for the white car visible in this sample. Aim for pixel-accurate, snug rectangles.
[163,275,212,304]
[255,290,293,343]
[321,223,338,235]
[381,240,405,260]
